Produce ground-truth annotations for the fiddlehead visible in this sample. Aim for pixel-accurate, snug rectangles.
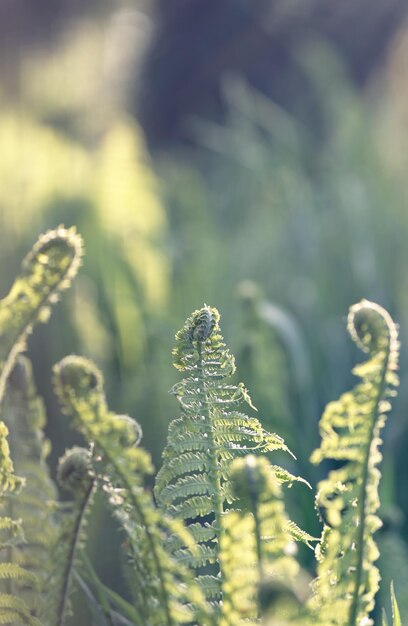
[0,226,83,403]
[53,355,211,626]
[309,300,399,626]
[219,455,314,625]
[44,447,96,626]
[156,305,305,608]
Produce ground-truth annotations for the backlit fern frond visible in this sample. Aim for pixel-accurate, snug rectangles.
[219,455,314,626]
[0,410,42,625]
[0,225,83,402]
[155,306,303,607]
[0,357,57,617]
[309,300,399,626]
[44,447,96,626]
[53,355,212,626]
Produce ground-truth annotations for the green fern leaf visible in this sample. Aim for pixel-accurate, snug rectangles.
[0,226,83,403]
[309,300,399,626]
[53,355,212,626]
[0,357,58,616]
[220,455,314,625]
[0,421,43,625]
[155,305,301,608]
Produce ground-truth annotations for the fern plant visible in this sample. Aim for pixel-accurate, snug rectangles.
[0,226,82,625]
[308,300,399,626]
[0,357,57,619]
[0,224,405,626]
[221,455,314,625]
[53,355,212,626]
[44,446,96,626]
[0,225,83,403]
[154,305,309,612]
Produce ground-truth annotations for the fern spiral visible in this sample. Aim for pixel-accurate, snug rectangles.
[0,226,83,403]
[155,305,302,607]
[43,447,96,626]
[0,226,83,625]
[309,300,399,626]
[218,455,313,625]
[53,355,211,626]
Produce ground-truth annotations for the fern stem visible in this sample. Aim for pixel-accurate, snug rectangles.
[55,479,95,626]
[196,344,226,590]
[348,345,390,626]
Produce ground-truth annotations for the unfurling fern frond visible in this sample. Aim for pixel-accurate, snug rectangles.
[53,356,211,626]
[44,447,96,626]
[309,300,399,626]
[155,305,304,608]
[0,413,42,625]
[219,455,315,626]
[0,357,57,617]
[0,225,83,403]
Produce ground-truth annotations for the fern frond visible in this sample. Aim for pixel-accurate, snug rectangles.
[0,225,83,402]
[309,300,399,626]
[219,455,314,625]
[0,405,42,624]
[155,305,301,607]
[0,357,58,615]
[0,593,42,626]
[53,356,212,626]
[43,447,96,626]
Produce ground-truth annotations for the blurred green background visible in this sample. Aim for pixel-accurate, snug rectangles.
[2,0,408,622]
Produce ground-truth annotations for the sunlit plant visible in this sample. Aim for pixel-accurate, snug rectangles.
[0,227,403,626]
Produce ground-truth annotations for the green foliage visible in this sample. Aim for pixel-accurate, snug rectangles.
[220,455,314,625]
[0,225,406,626]
[0,227,82,625]
[44,447,96,626]
[382,583,402,626]
[0,418,41,626]
[308,300,399,625]
[0,225,83,403]
[155,305,304,610]
[53,355,211,626]
[0,357,57,617]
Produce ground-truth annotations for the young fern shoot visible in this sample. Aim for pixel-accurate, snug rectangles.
[0,357,58,618]
[0,227,82,626]
[0,420,42,625]
[0,226,83,403]
[155,305,305,608]
[45,447,96,626]
[220,455,315,625]
[53,356,211,626]
[309,300,399,626]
